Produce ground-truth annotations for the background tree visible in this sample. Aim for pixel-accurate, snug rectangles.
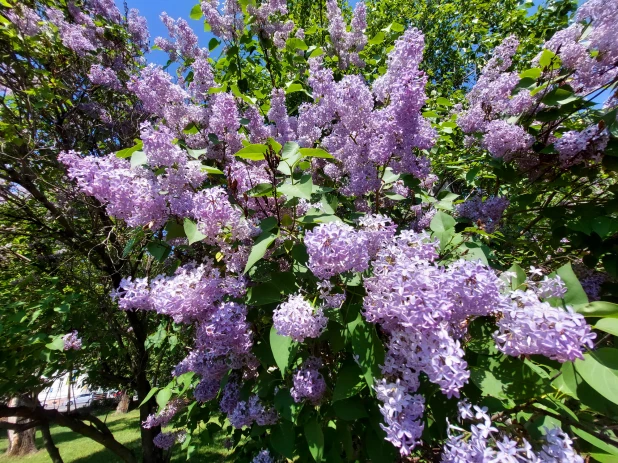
[0,1,187,462]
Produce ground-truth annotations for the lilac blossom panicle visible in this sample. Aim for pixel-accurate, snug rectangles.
[304,221,370,279]
[273,294,327,342]
[142,399,183,429]
[6,5,41,37]
[316,280,346,308]
[88,65,123,91]
[456,196,509,232]
[442,401,584,462]
[537,275,567,299]
[290,357,327,404]
[128,9,150,51]
[251,449,274,463]
[375,379,425,456]
[62,331,82,350]
[326,0,368,68]
[482,120,534,160]
[555,124,609,168]
[229,394,278,428]
[358,213,398,258]
[200,0,244,42]
[194,378,220,402]
[545,0,618,94]
[153,431,185,450]
[494,289,596,362]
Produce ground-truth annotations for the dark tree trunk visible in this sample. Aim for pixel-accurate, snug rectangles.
[40,420,63,463]
[137,376,164,463]
[122,310,165,463]
[115,391,130,414]
[5,397,37,456]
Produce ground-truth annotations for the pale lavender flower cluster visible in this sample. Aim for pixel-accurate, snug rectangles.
[88,65,123,91]
[229,395,278,428]
[201,0,244,42]
[157,13,203,60]
[46,7,96,56]
[555,124,609,168]
[410,204,436,232]
[442,401,584,462]
[326,0,368,68]
[316,280,346,308]
[142,399,184,429]
[362,230,595,455]
[456,196,509,232]
[195,302,253,358]
[545,0,618,94]
[481,120,534,160]
[153,431,184,450]
[251,449,274,463]
[290,357,327,404]
[458,36,534,131]
[248,0,294,49]
[273,294,327,342]
[113,262,245,323]
[6,5,41,36]
[537,275,568,299]
[374,379,425,456]
[128,9,150,50]
[457,36,539,162]
[62,331,82,350]
[494,289,596,362]
[194,378,220,402]
[127,64,189,116]
[91,0,122,22]
[297,28,435,196]
[59,151,168,228]
[304,221,370,279]
[357,213,398,258]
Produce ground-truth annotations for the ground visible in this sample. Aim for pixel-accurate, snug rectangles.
[0,409,230,462]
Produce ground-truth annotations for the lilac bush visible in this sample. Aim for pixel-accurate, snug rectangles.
[39,0,618,459]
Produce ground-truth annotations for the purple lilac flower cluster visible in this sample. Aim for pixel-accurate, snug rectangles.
[273,294,327,342]
[142,399,184,429]
[555,124,609,168]
[113,262,245,323]
[455,196,509,232]
[248,0,294,48]
[194,378,220,402]
[153,431,185,450]
[537,275,568,299]
[304,221,370,279]
[228,395,278,428]
[62,331,82,350]
[442,401,583,462]
[200,0,244,42]
[316,280,346,308]
[290,357,327,404]
[325,0,367,68]
[6,5,41,36]
[545,0,618,94]
[44,4,148,57]
[374,379,425,456]
[495,289,596,362]
[363,229,595,455]
[296,28,435,196]
[251,449,274,463]
[458,0,617,170]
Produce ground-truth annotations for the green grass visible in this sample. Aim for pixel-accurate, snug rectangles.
[0,409,230,463]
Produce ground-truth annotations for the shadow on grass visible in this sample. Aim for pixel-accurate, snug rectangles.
[67,439,141,463]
